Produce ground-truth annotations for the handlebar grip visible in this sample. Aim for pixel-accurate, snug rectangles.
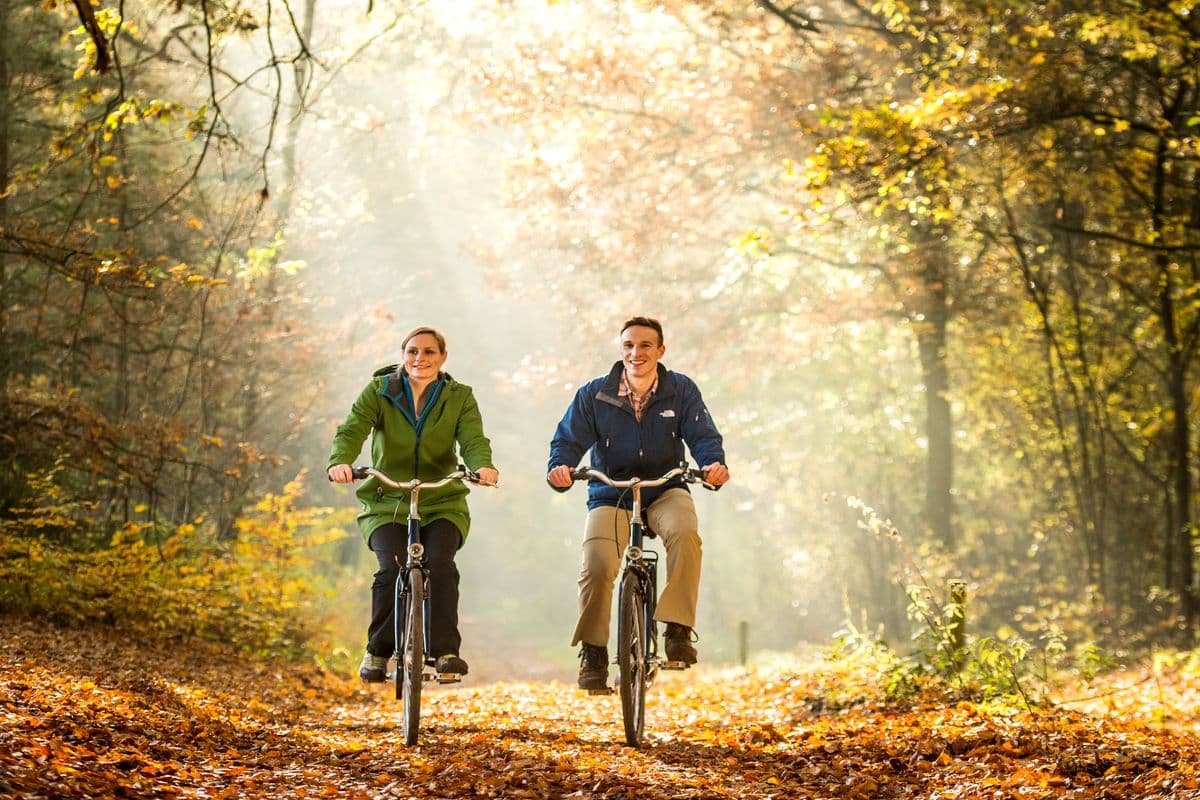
[686,466,721,491]
[327,466,369,482]
[571,467,590,481]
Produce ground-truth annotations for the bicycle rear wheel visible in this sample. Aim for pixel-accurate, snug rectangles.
[617,569,647,747]
[401,570,425,746]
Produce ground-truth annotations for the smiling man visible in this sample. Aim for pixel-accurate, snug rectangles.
[547,316,729,690]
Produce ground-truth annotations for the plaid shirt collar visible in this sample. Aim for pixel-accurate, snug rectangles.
[619,370,658,422]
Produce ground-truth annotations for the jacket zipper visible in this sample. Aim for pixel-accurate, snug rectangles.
[413,432,421,480]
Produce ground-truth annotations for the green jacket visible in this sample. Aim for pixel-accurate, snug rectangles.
[327,366,495,544]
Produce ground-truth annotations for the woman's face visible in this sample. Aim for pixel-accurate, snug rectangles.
[403,333,447,382]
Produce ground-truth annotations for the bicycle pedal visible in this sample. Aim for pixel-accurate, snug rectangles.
[428,673,463,684]
[660,660,691,670]
[586,687,615,696]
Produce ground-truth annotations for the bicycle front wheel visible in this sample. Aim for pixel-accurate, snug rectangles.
[401,570,425,746]
[617,569,647,747]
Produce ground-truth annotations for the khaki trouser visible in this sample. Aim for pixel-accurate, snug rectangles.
[571,488,701,647]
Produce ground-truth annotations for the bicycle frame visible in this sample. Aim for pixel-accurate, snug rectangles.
[352,465,477,667]
[619,474,663,673]
[574,463,710,659]
[347,465,490,745]
[569,463,714,746]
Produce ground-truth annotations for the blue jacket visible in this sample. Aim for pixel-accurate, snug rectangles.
[548,362,725,509]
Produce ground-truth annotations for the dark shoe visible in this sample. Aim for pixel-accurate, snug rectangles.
[435,654,469,675]
[664,623,698,664]
[359,651,388,683]
[578,643,609,689]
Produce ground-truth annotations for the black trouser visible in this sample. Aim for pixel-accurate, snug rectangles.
[366,519,463,659]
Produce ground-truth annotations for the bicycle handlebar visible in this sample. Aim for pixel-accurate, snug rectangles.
[332,465,496,489]
[571,465,719,492]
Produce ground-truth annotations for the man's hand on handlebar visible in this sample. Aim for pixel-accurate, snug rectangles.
[547,464,574,489]
[328,464,355,484]
[474,467,500,486]
[700,462,730,487]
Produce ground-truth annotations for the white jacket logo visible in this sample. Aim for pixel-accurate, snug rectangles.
[660,410,675,418]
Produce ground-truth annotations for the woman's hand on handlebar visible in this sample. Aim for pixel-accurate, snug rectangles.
[328,464,355,484]
[475,467,500,486]
[547,465,575,489]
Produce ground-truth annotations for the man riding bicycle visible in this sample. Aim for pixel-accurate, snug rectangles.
[547,316,729,690]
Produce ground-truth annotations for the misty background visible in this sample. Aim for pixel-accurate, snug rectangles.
[267,5,787,677]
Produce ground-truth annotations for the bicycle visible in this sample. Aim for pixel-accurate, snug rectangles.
[343,464,492,746]
[566,463,718,748]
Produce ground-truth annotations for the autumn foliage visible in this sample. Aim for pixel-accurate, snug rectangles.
[0,473,349,658]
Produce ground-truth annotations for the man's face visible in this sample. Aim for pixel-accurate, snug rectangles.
[620,325,665,381]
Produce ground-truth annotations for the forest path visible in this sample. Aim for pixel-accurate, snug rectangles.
[2,617,1198,799]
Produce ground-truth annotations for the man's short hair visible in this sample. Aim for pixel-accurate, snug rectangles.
[620,316,664,347]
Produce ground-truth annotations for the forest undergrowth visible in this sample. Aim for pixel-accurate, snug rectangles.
[2,616,1200,799]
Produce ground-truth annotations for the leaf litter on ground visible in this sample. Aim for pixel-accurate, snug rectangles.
[1,615,1198,799]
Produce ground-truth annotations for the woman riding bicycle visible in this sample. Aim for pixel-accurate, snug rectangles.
[328,326,499,682]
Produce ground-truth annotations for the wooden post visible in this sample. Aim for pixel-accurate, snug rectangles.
[947,580,966,669]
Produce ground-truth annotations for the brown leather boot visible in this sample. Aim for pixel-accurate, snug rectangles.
[664,623,698,664]
[578,643,609,689]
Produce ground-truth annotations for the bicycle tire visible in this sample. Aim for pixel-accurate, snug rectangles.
[617,569,647,747]
[401,570,425,746]
[393,575,406,702]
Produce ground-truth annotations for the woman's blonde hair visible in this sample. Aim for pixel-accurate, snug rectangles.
[402,326,447,353]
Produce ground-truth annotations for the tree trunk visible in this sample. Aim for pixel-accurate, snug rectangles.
[278,0,316,228]
[0,0,11,396]
[913,235,956,548]
[1151,126,1195,639]
[1162,274,1194,636]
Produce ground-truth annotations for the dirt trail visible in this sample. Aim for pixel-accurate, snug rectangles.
[2,617,1198,799]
